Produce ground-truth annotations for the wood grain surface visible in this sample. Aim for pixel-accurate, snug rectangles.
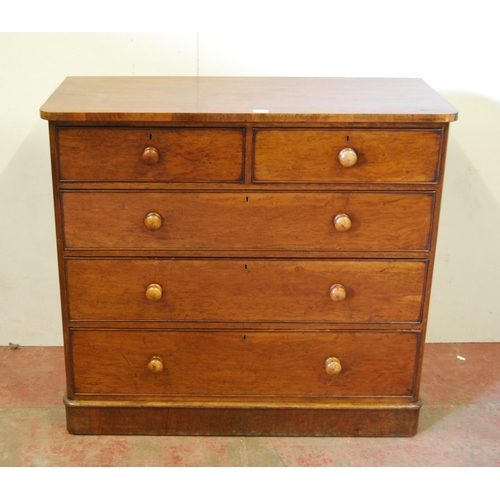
[253,128,442,183]
[70,330,418,397]
[57,127,244,182]
[65,258,427,323]
[40,77,458,123]
[61,191,434,251]
[65,402,421,436]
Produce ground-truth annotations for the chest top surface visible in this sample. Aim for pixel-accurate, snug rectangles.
[40,77,458,123]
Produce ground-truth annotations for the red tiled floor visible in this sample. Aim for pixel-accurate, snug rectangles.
[1,343,499,466]
[0,346,65,407]
[420,343,500,405]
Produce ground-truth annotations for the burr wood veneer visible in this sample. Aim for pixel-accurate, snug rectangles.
[41,77,457,436]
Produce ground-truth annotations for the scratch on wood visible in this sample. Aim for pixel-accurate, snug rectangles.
[122,353,132,366]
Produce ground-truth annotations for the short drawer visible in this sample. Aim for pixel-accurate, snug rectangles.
[57,127,244,182]
[62,191,434,252]
[253,128,442,183]
[66,259,427,323]
[70,329,419,397]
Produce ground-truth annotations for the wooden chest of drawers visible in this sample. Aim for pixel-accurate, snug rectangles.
[41,77,457,436]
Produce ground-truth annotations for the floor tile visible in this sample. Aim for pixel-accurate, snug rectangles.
[0,346,65,407]
[0,408,243,466]
[263,405,500,467]
[420,343,500,406]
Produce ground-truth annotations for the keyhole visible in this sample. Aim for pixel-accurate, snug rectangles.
[244,264,248,270]
[149,134,153,140]
[245,196,249,203]
[242,335,247,341]
[346,135,350,142]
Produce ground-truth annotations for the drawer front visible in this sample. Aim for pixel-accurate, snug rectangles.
[253,129,441,183]
[66,259,426,323]
[70,329,418,397]
[57,127,244,182]
[62,191,434,252]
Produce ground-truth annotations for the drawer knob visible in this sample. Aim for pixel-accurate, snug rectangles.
[338,147,357,167]
[142,147,160,166]
[333,213,352,232]
[144,212,162,231]
[148,356,164,373]
[146,283,162,301]
[329,284,346,302]
[325,357,342,375]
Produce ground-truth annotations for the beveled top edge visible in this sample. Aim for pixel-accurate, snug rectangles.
[39,112,458,124]
[40,76,458,123]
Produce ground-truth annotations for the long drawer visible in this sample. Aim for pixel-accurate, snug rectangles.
[57,127,244,182]
[65,259,427,323]
[253,128,442,183]
[62,191,434,251]
[70,329,419,397]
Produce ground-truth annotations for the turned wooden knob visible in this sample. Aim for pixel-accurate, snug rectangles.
[333,213,352,232]
[142,147,159,166]
[144,212,162,231]
[148,356,164,372]
[329,284,346,302]
[325,357,342,375]
[146,283,162,301]
[338,147,357,167]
